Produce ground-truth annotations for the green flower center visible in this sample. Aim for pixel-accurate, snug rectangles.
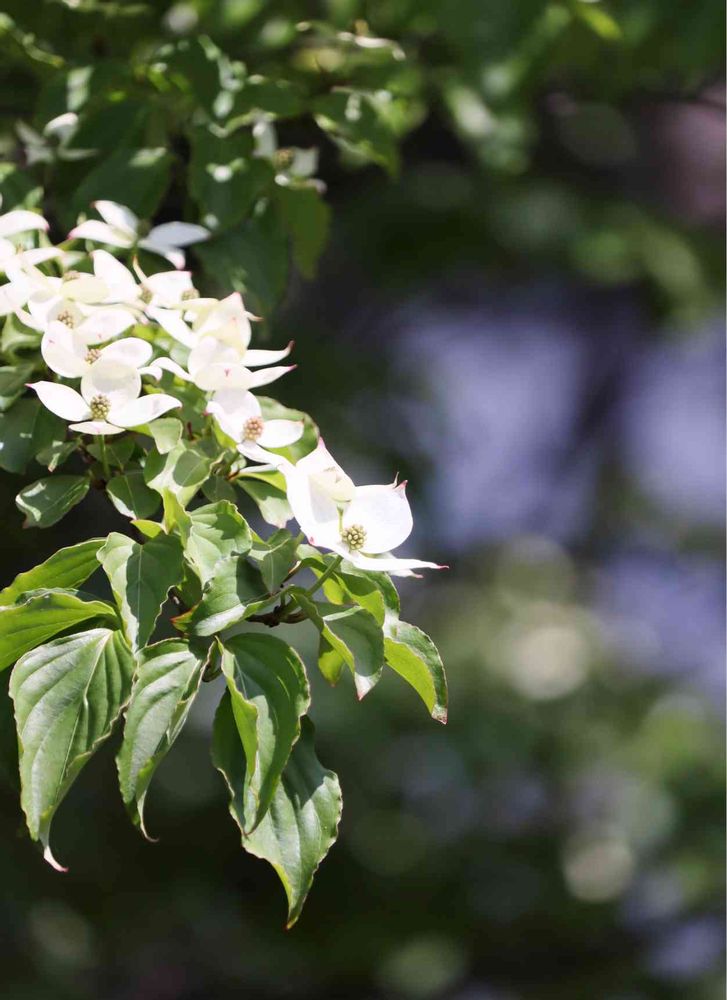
[62,270,81,282]
[85,348,101,364]
[181,287,199,301]
[341,524,366,551]
[139,285,153,305]
[56,310,75,328]
[273,148,295,170]
[243,416,264,441]
[89,394,111,420]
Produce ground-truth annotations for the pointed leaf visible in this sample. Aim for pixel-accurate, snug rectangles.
[237,474,292,528]
[144,440,215,507]
[107,471,161,519]
[10,628,134,868]
[178,555,270,637]
[183,501,252,585]
[16,475,89,528]
[0,538,105,606]
[116,639,205,836]
[213,704,341,927]
[249,529,298,592]
[98,532,184,651]
[220,633,310,831]
[292,590,384,697]
[0,589,117,672]
[384,621,448,723]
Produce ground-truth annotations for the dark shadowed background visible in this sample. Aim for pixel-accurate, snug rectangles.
[0,2,724,998]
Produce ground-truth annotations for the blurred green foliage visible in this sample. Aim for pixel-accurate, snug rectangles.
[0,1,723,998]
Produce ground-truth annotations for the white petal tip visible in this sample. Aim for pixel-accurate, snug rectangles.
[43,844,68,873]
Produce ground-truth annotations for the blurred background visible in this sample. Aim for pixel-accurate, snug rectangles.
[0,2,724,998]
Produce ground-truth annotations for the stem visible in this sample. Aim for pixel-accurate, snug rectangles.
[97,435,111,482]
[303,555,342,597]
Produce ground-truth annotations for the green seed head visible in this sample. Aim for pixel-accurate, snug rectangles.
[243,416,264,441]
[341,523,366,552]
[62,270,81,282]
[139,285,153,305]
[274,148,295,170]
[85,348,101,364]
[181,287,199,301]
[89,394,111,421]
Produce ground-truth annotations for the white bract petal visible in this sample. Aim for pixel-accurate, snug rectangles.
[146,305,196,347]
[246,365,295,389]
[75,307,136,345]
[243,342,294,367]
[148,222,209,248]
[206,388,260,440]
[92,250,139,303]
[342,483,413,554]
[0,210,48,238]
[68,220,133,248]
[94,201,139,237]
[141,357,191,381]
[41,323,92,377]
[68,419,124,436]
[81,361,141,410]
[99,337,153,369]
[342,553,444,576]
[110,392,181,428]
[138,238,186,270]
[29,381,89,421]
[258,419,304,448]
[193,293,251,350]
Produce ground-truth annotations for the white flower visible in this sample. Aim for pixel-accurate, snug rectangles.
[41,323,155,378]
[253,120,320,187]
[206,389,303,463]
[0,200,58,280]
[187,335,294,391]
[281,440,444,576]
[29,360,181,436]
[3,258,135,340]
[69,201,209,269]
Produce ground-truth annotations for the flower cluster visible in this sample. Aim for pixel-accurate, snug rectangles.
[0,200,441,575]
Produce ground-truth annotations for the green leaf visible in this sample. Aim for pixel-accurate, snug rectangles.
[202,475,236,503]
[298,548,397,628]
[292,591,384,697]
[116,639,205,837]
[220,633,310,831]
[98,532,184,651]
[0,364,33,411]
[0,399,65,474]
[16,475,89,528]
[384,621,448,723]
[146,417,182,455]
[107,471,161,520]
[213,705,341,927]
[189,125,272,232]
[275,184,331,279]
[35,439,76,473]
[237,473,292,528]
[86,435,135,468]
[144,440,216,507]
[229,76,305,120]
[71,147,173,220]
[177,555,270,637]
[196,203,288,316]
[10,627,134,868]
[249,529,298,592]
[182,501,252,585]
[313,89,400,175]
[0,589,117,672]
[0,537,105,606]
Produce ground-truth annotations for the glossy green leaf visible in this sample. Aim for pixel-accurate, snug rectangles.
[182,501,252,585]
[144,440,216,507]
[237,473,292,528]
[275,183,331,278]
[177,555,270,637]
[0,589,117,672]
[116,638,205,836]
[16,475,89,528]
[189,125,272,231]
[0,364,33,411]
[249,529,298,592]
[292,591,384,697]
[313,89,400,175]
[384,621,448,723]
[0,537,105,606]
[10,627,133,868]
[146,417,182,455]
[220,633,310,831]
[71,147,172,219]
[213,704,341,927]
[0,399,65,474]
[107,471,161,519]
[98,532,184,651]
